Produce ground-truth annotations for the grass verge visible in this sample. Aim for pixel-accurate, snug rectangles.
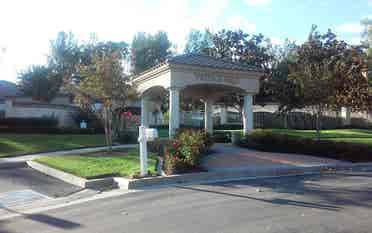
[0,134,106,157]
[34,149,157,179]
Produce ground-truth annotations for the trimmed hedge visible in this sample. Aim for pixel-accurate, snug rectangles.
[116,130,138,144]
[239,131,372,163]
[213,131,231,143]
[0,126,103,134]
[0,117,58,127]
[214,124,243,130]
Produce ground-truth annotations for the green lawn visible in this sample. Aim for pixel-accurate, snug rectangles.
[263,129,372,146]
[215,128,372,146]
[35,149,157,179]
[0,134,106,157]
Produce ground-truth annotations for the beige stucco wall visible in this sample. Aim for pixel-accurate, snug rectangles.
[171,67,260,95]
[4,101,76,127]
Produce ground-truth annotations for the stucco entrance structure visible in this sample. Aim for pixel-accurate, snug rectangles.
[132,54,262,138]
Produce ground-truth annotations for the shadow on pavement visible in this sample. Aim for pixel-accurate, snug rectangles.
[176,185,341,211]
[177,172,372,211]
[0,207,82,231]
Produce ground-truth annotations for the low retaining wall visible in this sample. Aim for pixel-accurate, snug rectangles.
[27,161,115,190]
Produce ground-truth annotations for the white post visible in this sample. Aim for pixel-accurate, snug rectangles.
[341,107,351,126]
[204,100,213,134]
[169,87,180,138]
[243,94,253,135]
[220,106,227,125]
[141,97,149,127]
[138,126,148,176]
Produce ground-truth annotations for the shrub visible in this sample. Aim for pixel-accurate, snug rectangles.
[116,130,138,144]
[163,129,214,175]
[0,117,58,128]
[213,131,231,143]
[148,139,170,157]
[214,124,243,130]
[239,131,372,163]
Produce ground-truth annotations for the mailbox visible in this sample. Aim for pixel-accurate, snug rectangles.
[145,128,158,141]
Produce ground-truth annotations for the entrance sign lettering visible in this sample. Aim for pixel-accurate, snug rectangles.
[193,72,240,85]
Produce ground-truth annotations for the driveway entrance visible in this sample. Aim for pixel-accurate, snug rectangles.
[0,167,81,208]
[203,144,350,172]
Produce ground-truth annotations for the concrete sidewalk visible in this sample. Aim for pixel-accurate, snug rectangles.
[0,144,137,169]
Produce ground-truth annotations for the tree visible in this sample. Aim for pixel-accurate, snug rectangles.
[361,18,372,56]
[17,32,79,101]
[184,29,213,54]
[204,29,274,113]
[287,25,371,139]
[17,65,59,102]
[130,31,172,74]
[66,42,137,151]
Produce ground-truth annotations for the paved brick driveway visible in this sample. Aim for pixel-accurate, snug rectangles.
[203,144,350,172]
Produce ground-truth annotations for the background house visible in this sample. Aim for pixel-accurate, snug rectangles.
[0,80,78,127]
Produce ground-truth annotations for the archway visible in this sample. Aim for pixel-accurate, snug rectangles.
[133,54,263,138]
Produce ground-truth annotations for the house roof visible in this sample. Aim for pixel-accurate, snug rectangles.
[0,80,21,100]
[134,54,262,79]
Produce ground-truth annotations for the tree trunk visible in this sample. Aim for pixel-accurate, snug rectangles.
[107,107,113,153]
[103,106,112,153]
[315,111,322,141]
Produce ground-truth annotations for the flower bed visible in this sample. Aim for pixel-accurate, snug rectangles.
[163,129,214,175]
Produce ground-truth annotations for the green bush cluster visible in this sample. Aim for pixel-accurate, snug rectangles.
[239,131,372,163]
[163,129,214,175]
[116,130,138,144]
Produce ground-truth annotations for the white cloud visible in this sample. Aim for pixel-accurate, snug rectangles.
[226,16,257,32]
[336,23,363,34]
[270,37,284,45]
[0,0,231,82]
[349,37,362,45]
[244,0,272,6]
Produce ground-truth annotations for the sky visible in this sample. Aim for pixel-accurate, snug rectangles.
[0,0,371,83]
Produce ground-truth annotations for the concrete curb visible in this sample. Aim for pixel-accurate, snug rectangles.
[27,160,372,191]
[114,163,372,189]
[27,161,115,190]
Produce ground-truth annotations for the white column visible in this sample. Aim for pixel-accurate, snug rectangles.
[220,106,227,125]
[138,126,148,176]
[169,87,180,138]
[204,100,213,134]
[341,107,351,126]
[243,94,253,135]
[141,97,149,127]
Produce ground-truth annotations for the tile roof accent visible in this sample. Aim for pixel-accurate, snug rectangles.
[167,54,261,72]
[133,53,262,79]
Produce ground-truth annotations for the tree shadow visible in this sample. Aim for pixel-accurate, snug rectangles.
[0,206,82,230]
[176,185,341,211]
[177,172,372,211]
[0,218,15,233]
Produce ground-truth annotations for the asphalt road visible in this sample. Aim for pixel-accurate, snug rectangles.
[0,167,81,198]
[2,172,372,233]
